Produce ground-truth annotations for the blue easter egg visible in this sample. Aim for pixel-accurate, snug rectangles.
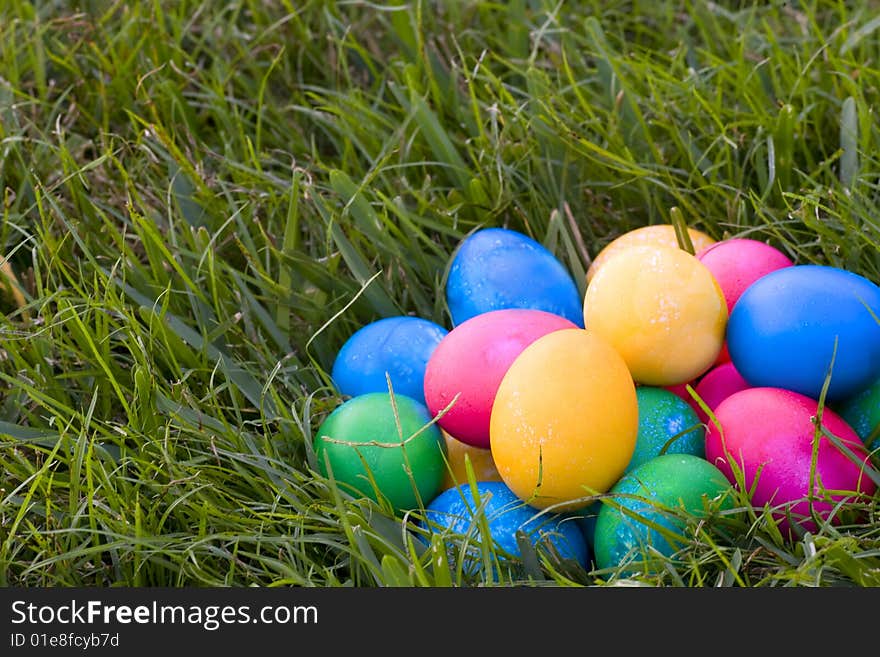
[727,265,880,401]
[445,227,584,327]
[331,316,448,405]
[425,481,589,571]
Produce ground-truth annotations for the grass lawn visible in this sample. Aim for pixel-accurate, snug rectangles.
[1,0,880,587]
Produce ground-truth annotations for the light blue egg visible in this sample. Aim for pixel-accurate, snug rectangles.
[331,316,447,405]
[445,227,584,327]
[727,265,880,401]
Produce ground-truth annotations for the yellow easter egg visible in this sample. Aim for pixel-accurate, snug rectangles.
[440,430,503,491]
[583,244,728,386]
[489,328,638,511]
[586,224,716,284]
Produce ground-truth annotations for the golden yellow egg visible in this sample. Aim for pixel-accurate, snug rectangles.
[583,245,728,386]
[489,328,638,511]
[586,224,716,284]
[439,430,503,491]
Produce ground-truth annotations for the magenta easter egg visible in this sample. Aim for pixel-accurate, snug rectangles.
[697,238,793,367]
[697,238,794,314]
[692,361,751,427]
[423,309,578,448]
[705,387,876,535]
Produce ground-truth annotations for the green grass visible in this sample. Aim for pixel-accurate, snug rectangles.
[1,0,880,587]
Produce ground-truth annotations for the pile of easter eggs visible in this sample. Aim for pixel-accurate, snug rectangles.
[314,222,880,577]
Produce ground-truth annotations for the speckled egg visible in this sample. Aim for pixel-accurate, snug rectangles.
[331,316,448,405]
[423,308,577,448]
[727,265,880,401]
[587,224,716,284]
[836,377,880,453]
[705,387,877,535]
[663,380,702,418]
[314,392,447,513]
[583,245,728,386]
[439,430,503,491]
[490,328,639,511]
[425,481,589,570]
[626,387,705,474]
[592,454,733,575]
[445,227,584,327]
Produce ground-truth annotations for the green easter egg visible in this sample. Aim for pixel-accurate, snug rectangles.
[314,392,446,512]
[593,454,733,576]
[837,378,880,453]
[627,386,705,473]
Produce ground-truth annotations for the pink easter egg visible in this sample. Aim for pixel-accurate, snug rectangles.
[423,309,577,448]
[697,238,794,312]
[692,361,751,426]
[705,387,876,535]
[697,238,794,366]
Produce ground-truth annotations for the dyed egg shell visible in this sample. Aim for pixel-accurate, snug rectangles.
[691,361,751,427]
[425,481,589,570]
[423,309,577,448]
[490,328,638,511]
[439,430,503,491]
[705,387,877,535]
[835,377,880,453]
[583,245,728,386]
[314,392,446,513]
[587,224,716,284]
[331,316,447,406]
[626,387,705,474]
[592,454,733,575]
[445,227,584,327]
[727,265,880,401]
[663,380,702,418]
[697,238,794,367]
[696,238,794,314]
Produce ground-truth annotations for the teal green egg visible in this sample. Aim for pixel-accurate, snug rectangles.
[593,454,733,577]
[626,387,705,473]
[837,377,880,453]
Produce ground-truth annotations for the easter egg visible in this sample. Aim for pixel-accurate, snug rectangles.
[836,377,880,452]
[583,245,728,386]
[445,227,584,327]
[592,454,733,575]
[697,238,794,366]
[727,265,880,401]
[626,387,705,474]
[586,224,716,284]
[425,481,589,570]
[314,392,446,512]
[663,380,702,418]
[691,361,751,427]
[704,387,877,535]
[490,328,639,511]
[696,238,794,314]
[331,316,447,406]
[423,309,577,448]
[439,430,503,491]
